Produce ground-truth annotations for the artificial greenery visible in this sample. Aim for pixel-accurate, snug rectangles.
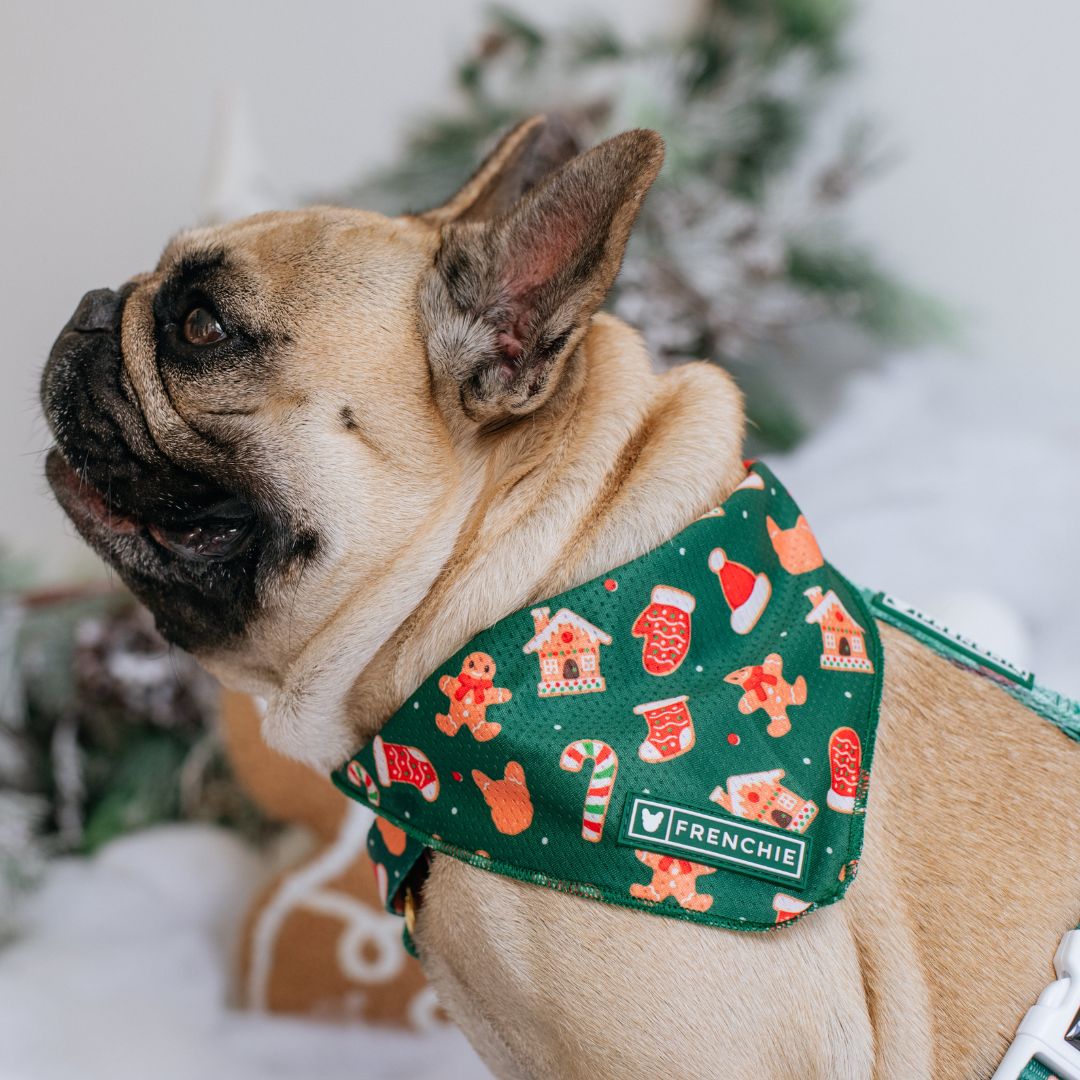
[0,577,270,938]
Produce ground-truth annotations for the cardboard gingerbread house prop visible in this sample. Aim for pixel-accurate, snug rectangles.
[221,692,444,1029]
[523,607,611,697]
[803,586,875,674]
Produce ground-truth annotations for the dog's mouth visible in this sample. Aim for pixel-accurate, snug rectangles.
[146,498,254,562]
[46,450,255,564]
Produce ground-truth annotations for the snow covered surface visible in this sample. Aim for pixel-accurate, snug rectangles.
[1,351,1076,1079]
[0,826,491,1080]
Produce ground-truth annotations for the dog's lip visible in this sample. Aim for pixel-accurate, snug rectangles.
[47,448,257,563]
[46,449,140,536]
[145,499,256,562]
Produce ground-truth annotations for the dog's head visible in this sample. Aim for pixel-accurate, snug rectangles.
[40,117,663,763]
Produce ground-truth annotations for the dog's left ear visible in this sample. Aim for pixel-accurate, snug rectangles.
[421,127,665,424]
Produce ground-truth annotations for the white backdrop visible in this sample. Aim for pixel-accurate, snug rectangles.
[2,0,1078,578]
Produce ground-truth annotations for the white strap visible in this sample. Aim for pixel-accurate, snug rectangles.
[993,929,1080,1079]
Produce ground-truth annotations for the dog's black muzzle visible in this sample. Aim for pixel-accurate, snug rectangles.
[42,283,170,519]
[39,286,268,652]
[42,284,251,527]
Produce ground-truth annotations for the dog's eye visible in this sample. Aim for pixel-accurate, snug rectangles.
[182,307,226,346]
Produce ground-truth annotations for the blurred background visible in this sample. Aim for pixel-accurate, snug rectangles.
[1,2,1077,1078]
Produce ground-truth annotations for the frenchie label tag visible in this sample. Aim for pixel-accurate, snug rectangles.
[871,592,1034,688]
[618,794,811,888]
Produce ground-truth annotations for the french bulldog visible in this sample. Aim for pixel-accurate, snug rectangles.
[41,116,1080,1078]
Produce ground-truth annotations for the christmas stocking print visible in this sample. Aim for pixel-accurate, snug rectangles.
[634,696,696,762]
[373,735,440,802]
[631,586,696,676]
[708,548,771,635]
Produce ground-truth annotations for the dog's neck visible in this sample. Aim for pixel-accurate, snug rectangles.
[341,314,747,751]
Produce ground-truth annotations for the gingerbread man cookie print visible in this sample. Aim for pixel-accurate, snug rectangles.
[630,852,715,912]
[724,653,807,737]
[436,651,512,742]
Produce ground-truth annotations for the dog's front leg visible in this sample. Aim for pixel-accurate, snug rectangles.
[415,856,876,1080]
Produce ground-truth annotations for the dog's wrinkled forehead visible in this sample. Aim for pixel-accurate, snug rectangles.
[152,209,433,330]
[122,209,440,450]
[154,214,350,339]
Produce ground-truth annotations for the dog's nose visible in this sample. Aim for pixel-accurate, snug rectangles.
[71,288,123,333]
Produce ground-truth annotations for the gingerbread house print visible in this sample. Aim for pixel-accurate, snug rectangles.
[523,607,611,697]
[804,586,874,674]
[710,769,818,834]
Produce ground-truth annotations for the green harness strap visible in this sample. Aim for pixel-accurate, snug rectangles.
[1019,1059,1058,1080]
[863,588,1080,744]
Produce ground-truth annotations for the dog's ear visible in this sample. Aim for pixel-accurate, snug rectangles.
[471,768,491,791]
[421,114,580,226]
[504,761,525,786]
[421,128,665,425]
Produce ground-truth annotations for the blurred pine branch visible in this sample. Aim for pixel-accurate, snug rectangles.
[0,577,273,937]
[334,0,949,449]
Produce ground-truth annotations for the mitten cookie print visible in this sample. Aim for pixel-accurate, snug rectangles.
[631,586,696,676]
[827,727,862,813]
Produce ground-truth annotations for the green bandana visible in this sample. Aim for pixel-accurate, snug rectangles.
[333,462,887,935]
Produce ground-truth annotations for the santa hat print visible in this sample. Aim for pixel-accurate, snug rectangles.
[708,548,771,635]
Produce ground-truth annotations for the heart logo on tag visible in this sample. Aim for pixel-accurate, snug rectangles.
[641,808,665,834]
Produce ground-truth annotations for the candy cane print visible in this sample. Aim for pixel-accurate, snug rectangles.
[560,739,619,842]
[373,862,389,906]
[345,760,380,806]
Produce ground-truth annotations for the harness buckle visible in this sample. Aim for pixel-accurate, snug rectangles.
[993,929,1080,1079]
